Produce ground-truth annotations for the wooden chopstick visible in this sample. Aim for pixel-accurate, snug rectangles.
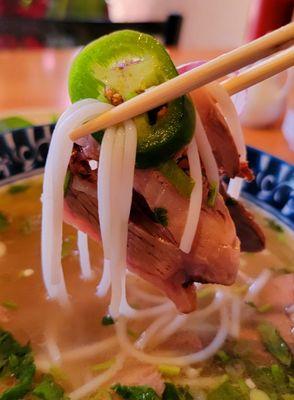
[223,47,294,96]
[70,22,294,141]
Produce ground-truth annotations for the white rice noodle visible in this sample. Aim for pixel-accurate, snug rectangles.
[229,296,241,338]
[77,230,92,280]
[189,290,225,321]
[97,120,137,318]
[96,259,111,297]
[135,313,172,350]
[44,335,61,363]
[195,111,219,192]
[116,305,229,366]
[151,314,188,348]
[42,100,112,304]
[70,353,125,400]
[128,301,174,320]
[244,269,271,302]
[180,136,203,253]
[61,337,118,362]
[207,82,247,199]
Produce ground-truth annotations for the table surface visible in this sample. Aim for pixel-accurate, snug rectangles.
[0,48,293,164]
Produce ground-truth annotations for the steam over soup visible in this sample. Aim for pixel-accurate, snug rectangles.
[0,177,293,400]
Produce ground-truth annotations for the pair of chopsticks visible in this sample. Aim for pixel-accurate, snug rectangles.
[70,22,294,142]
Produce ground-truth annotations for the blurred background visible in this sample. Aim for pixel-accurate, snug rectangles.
[0,0,293,159]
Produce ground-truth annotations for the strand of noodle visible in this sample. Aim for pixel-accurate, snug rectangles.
[180,136,202,253]
[130,285,166,304]
[189,291,225,321]
[229,296,241,338]
[195,112,219,191]
[42,100,112,303]
[70,353,125,400]
[77,230,92,280]
[244,269,272,301]
[116,305,229,366]
[61,337,118,362]
[96,260,111,297]
[119,120,137,315]
[150,314,188,349]
[127,302,174,320]
[96,127,116,297]
[108,127,126,318]
[207,82,246,199]
[44,335,61,363]
[237,269,254,284]
[135,313,172,350]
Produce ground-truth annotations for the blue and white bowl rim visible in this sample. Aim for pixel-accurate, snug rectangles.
[0,123,293,230]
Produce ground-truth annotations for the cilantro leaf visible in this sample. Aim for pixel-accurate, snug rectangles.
[7,184,29,195]
[258,323,293,367]
[207,381,248,400]
[0,212,9,232]
[162,383,193,400]
[33,374,66,400]
[0,329,35,400]
[112,384,160,400]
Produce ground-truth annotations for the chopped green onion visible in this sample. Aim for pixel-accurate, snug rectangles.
[207,182,218,207]
[101,315,115,326]
[61,235,75,258]
[88,389,112,400]
[153,207,168,227]
[33,374,65,400]
[266,218,284,233]
[258,322,293,366]
[216,350,230,363]
[0,211,9,232]
[92,358,115,373]
[198,287,214,299]
[7,183,29,194]
[234,284,249,295]
[127,328,139,339]
[49,365,69,383]
[158,364,181,377]
[249,388,271,400]
[64,170,72,196]
[245,301,272,313]
[2,300,18,310]
[257,304,272,313]
[158,160,195,198]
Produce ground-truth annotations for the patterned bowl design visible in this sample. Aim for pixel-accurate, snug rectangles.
[0,124,293,230]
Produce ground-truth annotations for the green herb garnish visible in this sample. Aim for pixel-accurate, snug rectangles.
[207,381,248,400]
[153,208,168,227]
[101,315,114,326]
[61,235,75,258]
[92,358,115,373]
[158,364,180,378]
[162,383,193,400]
[158,160,194,198]
[33,374,66,400]
[207,182,218,207]
[7,184,29,195]
[0,212,9,232]
[266,218,284,233]
[258,322,293,367]
[0,116,32,132]
[112,384,160,400]
[1,300,18,310]
[245,301,272,313]
[216,350,231,363]
[63,171,71,196]
[0,329,36,400]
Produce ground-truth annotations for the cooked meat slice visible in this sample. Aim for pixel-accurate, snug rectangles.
[190,87,240,178]
[64,142,240,312]
[221,186,266,252]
